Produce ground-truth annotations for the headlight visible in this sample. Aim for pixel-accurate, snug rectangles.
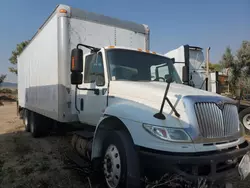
[143,123,192,142]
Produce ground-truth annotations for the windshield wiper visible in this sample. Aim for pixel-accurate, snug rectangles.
[154,77,180,120]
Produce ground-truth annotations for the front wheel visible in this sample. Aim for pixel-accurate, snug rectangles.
[239,108,250,131]
[102,130,141,188]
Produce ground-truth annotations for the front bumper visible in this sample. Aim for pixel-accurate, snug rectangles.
[138,141,250,181]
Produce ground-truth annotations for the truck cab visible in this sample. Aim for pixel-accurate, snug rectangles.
[73,46,182,126]
[70,45,250,187]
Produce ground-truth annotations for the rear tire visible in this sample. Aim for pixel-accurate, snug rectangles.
[23,109,30,132]
[30,112,47,138]
[102,130,141,188]
[239,107,250,132]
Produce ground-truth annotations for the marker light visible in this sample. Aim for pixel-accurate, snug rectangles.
[59,9,67,13]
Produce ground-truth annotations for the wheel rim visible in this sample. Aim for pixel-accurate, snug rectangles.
[103,145,121,188]
[243,114,250,130]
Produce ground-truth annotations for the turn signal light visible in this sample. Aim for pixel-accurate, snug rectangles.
[71,57,75,70]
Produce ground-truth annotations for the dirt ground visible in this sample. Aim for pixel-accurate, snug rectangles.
[1,102,250,188]
[0,102,95,188]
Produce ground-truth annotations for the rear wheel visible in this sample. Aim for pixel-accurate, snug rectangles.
[102,130,141,188]
[30,112,48,138]
[239,108,250,131]
[23,109,30,132]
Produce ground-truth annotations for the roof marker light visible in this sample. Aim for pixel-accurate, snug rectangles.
[59,9,67,13]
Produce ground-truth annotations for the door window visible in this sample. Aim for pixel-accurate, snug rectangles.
[84,53,105,86]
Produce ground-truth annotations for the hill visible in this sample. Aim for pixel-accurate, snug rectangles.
[0,82,17,89]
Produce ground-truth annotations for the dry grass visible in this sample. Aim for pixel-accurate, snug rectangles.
[0,131,85,188]
[0,103,86,188]
[0,94,17,102]
[1,103,250,188]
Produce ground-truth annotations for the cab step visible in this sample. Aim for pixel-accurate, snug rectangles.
[66,151,90,168]
[73,130,94,140]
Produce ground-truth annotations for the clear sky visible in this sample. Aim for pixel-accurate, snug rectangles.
[0,0,249,83]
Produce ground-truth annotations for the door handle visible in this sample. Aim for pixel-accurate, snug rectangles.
[94,88,107,95]
[94,89,100,95]
[80,98,84,111]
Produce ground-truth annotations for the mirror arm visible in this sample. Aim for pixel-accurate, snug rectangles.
[76,85,100,95]
[74,85,80,113]
[77,43,100,53]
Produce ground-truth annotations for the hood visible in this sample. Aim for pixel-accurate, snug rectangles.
[109,81,220,106]
[108,81,221,127]
[107,81,241,147]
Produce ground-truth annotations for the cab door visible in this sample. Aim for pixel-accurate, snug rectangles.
[78,50,108,126]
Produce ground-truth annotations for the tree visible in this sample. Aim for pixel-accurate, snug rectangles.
[236,40,250,77]
[0,74,6,85]
[204,62,222,72]
[236,41,250,93]
[220,41,250,94]
[219,47,234,68]
[9,40,29,75]
[219,46,238,93]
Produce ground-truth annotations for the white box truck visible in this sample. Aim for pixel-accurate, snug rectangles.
[165,45,207,90]
[18,4,250,188]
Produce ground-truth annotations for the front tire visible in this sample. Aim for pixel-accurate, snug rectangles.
[239,108,250,131]
[102,130,141,188]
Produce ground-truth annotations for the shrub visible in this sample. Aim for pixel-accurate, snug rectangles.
[0,88,13,94]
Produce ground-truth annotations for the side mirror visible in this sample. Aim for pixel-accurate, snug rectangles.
[182,65,189,84]
[71,48,83,85]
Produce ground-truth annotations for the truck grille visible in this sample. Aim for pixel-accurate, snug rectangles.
[194,102,239,138]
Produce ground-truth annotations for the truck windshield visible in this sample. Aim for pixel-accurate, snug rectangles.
[107,49,182,83]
